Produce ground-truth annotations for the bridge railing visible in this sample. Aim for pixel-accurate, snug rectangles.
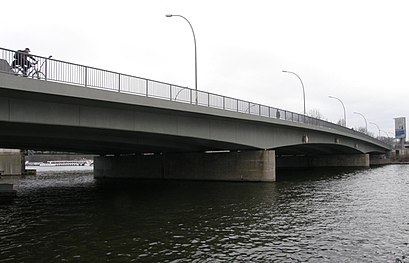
[0,47,390,147]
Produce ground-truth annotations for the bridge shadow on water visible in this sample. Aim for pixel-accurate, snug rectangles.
[88,166,368,207]
[92,166,369,193]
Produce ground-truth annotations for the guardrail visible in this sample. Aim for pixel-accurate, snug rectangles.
[0,47,391,148]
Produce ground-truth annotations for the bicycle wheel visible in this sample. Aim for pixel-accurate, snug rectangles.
[32,70,45,80]
[12,66,24,76]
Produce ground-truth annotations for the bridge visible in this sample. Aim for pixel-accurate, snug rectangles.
[0,47,391,181]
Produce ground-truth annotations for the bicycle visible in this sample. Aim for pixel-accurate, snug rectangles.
[12,55,52,79]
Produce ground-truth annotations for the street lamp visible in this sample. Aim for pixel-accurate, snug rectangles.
[369,122,381,138]
[166,14,198,103]
[328,95,346,127]
[282,70,306,115]
[353,112,368,134]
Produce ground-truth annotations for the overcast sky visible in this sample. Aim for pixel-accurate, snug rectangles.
[2,0,408,137]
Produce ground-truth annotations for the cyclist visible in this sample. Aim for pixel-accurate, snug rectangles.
[12,48,37,76]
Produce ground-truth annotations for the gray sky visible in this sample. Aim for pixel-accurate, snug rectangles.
[2,0,408,137]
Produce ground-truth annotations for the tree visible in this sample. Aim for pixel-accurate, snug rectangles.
[356,126,366,133]
[354,126,374,137]
[308,109,327,120]
[379,136,394,144]
[337,119,346,126]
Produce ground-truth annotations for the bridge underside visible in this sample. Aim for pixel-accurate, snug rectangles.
[1,121,370,157]
[0,121,256,154]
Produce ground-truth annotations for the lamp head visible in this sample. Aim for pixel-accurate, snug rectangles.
[166,14,173,17]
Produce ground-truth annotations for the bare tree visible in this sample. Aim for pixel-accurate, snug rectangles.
[337,119,346,126]
[355,126,374,137]
[379,136,394,144]
[308,109,327,120]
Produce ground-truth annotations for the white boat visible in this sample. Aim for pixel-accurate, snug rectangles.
[38,160,92,167]
[25,161,43,166]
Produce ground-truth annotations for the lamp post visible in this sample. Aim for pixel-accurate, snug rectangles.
[328,96,346,127]
[370,122,381,138]
[282,70,306,115]
[166,14,197,103]
[353,112,368,134]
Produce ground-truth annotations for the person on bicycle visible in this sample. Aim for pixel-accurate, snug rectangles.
[12,48,37,76]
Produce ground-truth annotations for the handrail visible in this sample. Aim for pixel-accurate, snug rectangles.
[0,47,391,149]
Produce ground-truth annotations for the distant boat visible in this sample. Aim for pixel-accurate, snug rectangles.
[26,160,93,167]
[25,161,42,166]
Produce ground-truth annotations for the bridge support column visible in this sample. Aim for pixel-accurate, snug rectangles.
[164,150,275,182]
[94,150,276,182]
[0,149,24,176]
[94,154,164,180]
[369,154,391,166]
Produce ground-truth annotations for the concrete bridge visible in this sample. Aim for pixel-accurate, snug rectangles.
[0,48,391,181]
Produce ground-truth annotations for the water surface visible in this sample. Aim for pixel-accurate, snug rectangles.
[1,165,409,262]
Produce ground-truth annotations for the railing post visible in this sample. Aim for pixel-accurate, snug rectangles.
[170,85,172,101]
[236,99,239,112]
[208,92,210,107]
[146,79,149,97]
[118,73,121,92]
[84,66,87,87]
[44,59,48,81]
[223,96,225,110]
[190,89,193,104]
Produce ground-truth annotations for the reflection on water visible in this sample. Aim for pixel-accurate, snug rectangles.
[1,165,409,262]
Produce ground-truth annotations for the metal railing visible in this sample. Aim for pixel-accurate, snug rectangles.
[0,47,390,148]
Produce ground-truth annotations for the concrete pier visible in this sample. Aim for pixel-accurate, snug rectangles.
[94,152,392,182]
[369,154,391,166]
[94,150,276,182]
[0,149,24,176]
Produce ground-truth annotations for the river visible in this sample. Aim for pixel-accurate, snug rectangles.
[1,165,408,262]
